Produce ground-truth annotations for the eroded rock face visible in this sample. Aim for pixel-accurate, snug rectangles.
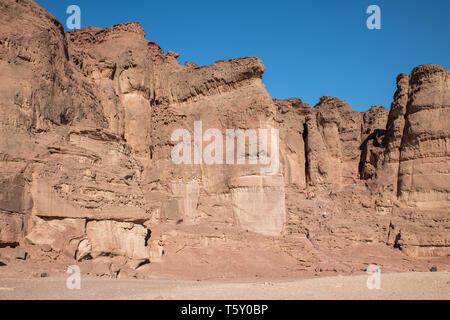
[25,216,85,257]
[364,65,450,257]
[397,65,449,208]
[0,213,22,246]
[86,220,150,261]
[274,98,310,189]
[305,96,364,189]
[359,106,389,180]
[371,65,450,209]
[0,0,152,273]
[229,175,286,236]
[0,0,448,278]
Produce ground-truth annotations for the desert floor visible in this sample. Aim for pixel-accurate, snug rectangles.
[0,272,449,300]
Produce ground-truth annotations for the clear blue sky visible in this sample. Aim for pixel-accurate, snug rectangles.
[36,0,449,111]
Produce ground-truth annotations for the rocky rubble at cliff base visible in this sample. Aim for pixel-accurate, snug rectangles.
[0,0,448,279]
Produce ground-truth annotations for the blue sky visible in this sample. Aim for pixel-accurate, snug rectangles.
[36,0,449,111]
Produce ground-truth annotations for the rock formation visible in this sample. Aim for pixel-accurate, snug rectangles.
[0,0,448,279]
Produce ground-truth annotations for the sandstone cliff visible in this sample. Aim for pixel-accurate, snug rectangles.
[0,0,448,278]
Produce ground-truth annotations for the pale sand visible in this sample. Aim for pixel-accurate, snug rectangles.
[0,272,448,300]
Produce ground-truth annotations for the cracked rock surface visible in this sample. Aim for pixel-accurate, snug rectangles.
[0,0,448,279]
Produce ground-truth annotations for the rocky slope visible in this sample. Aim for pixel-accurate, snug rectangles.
[0,0,448,279]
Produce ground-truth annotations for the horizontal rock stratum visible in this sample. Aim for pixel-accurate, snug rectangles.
[0,0,448,279]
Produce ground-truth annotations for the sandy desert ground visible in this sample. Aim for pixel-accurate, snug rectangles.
[0,272,449,300]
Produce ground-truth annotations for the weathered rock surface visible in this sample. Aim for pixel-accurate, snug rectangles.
[364,65,450,257]
[0,212,23,246]
[0,0,448,278]
[359,106,389,180]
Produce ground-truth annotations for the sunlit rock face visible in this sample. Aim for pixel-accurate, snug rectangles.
[0,0,448,278]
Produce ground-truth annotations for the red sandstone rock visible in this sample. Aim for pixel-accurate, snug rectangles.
[0,0,448,279]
